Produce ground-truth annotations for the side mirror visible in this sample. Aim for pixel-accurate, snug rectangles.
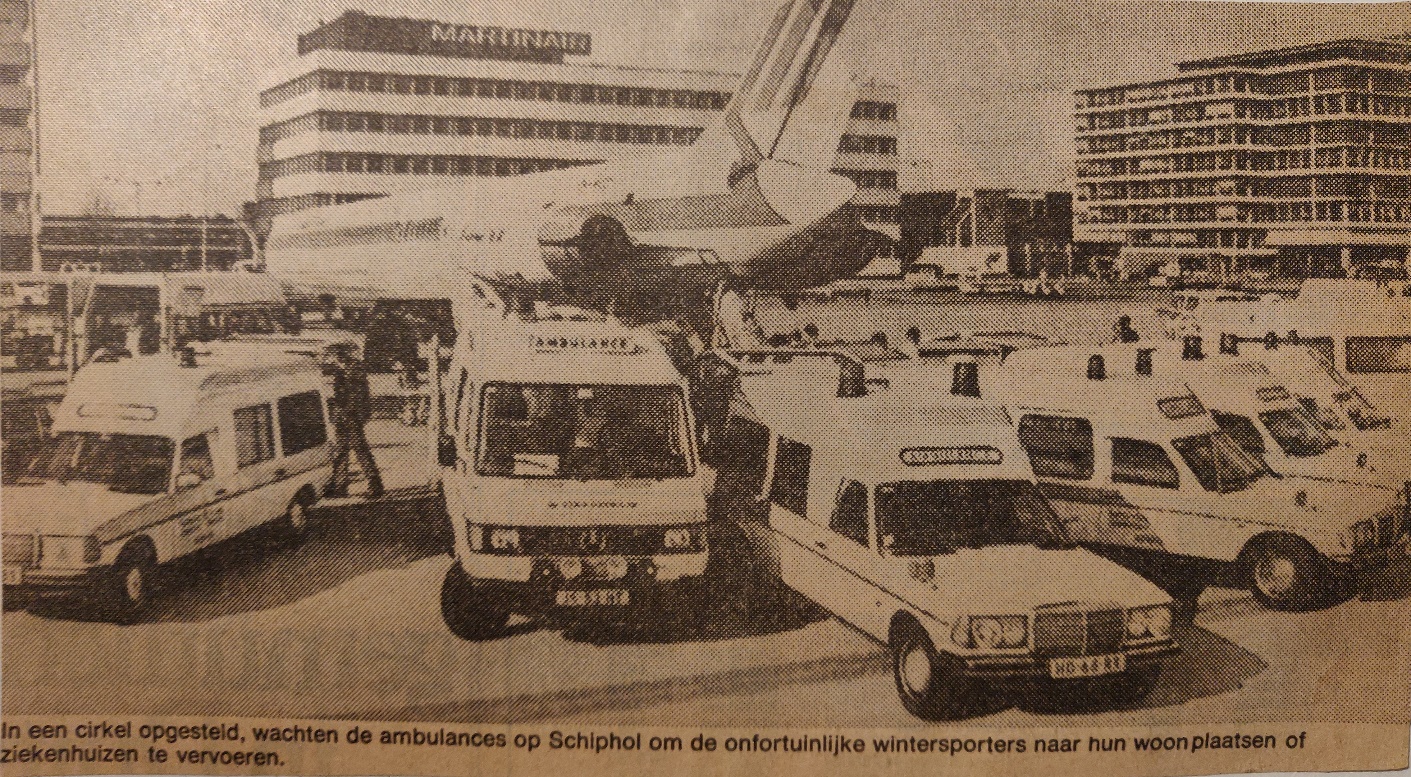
[175,472,204,491]
[437,434,457,468]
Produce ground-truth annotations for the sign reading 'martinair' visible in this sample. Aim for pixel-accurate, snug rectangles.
[298,11,592,62]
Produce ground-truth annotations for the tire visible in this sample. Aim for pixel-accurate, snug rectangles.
[277,493,314,545]
[1244,535,1332,610]
[440,563,513,641]
[891,621,987,720]
[100,542,157,624]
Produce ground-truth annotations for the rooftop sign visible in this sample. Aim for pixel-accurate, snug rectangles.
[298,12,591,63]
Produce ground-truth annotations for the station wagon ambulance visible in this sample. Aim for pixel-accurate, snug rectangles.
[992,347,1408,611]
[701,351,1178,720]
[433,312,713,640]
[2,349,333,621]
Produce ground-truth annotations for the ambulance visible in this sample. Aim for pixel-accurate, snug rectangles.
[990,347,1408,611]
[696,351,1179,720]
[433,311,713,639]
[2,349,333,621]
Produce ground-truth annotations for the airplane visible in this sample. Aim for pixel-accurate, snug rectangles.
[263,0,887,332]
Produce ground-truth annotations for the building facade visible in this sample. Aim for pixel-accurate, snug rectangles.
[1075,39,1411,280]
[38,215,254,273]
[255,11,899,242]
[1,0,36,271]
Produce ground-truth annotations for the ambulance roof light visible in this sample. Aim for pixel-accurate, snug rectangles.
[1087,354,1106,381]
[951,362,980,397]
[176,347,198,368]
[1219,334,1239,355]
[1136,348,1154,377]
[1182,335,1205,361]
[1264,331,1279,350]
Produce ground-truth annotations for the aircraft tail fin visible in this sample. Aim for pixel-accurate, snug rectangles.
[694,0,861,171]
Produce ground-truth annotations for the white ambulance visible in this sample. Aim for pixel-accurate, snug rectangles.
[699,351,1179,719]
[433,312,713,639]
[2,349,333,621]
[991,347,1408,611]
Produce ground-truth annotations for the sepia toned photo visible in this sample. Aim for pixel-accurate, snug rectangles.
[1,1,1409,775]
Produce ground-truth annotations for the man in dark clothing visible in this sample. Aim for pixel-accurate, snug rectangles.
[326,344,384,498]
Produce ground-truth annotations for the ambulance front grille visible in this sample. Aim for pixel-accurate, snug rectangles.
[1033,608,1125,657]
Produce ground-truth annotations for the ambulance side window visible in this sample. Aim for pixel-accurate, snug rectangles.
[1210,411,1265,455]
[178,433,216,488]
[1111,438,1179,489]
[1017,414,1094,480]
[831,480,870,547]
[233,404,277,467]
[770,437,811,516]
[277,391,328,455]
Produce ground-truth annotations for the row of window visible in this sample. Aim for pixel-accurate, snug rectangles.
[829,168,898,190]
[1079,93,1411,131]
[850,205,899,223]
[1080,170,1411,200]
[0,107,29,127]
[0,64,26,85]
[1084,199,1411,225]
[262,152,596,180]
[1079,148,1411,178]
[1078,122,1411,154]
[1078,67,1411,110]
[256,192,385,219]
[259,110,705,147]
[849,101,898,121]
[836,133,898,155]
[261,69,732,111]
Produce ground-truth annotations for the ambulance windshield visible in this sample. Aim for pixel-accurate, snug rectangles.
[875,479,1069,556]
[1171,432,1267,494]
[21,432,174,495]
[477,383,693,479]
[1258,408,1337,458]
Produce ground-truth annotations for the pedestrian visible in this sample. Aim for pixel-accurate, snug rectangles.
[326,343,384,498]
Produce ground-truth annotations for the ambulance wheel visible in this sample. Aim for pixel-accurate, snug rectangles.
[277,491,315,544]
[891,621,986,720]
[1243,535,1330,610]
[441,564,512,641]
[101,541,156,624]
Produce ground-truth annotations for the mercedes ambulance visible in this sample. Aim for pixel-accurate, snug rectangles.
[2,349,333,621]
[696,350,1178,720]
[433,311,713,639]
[990,346,1408,611]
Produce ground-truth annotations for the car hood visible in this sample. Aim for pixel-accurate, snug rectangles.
[913,544,1172,614]
[1238,477,1401,532]
[2,482,156,536]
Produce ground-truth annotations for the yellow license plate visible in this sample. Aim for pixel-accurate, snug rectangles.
[2,566,22,586]
[1049,652,1126,679]
[556,589,629,606]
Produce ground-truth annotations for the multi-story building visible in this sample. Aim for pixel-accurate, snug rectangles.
[1,0,36,271]
[38,214,254,272]
[255,11,899,244]
[1075,38,1411,280]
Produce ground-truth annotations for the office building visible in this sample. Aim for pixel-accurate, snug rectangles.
[1,0,36,271]
[1075,38,1411,279]
[255,11,899,242]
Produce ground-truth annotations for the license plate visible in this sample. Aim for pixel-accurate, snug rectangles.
[556,589,629,607]
[1049,652,1126,679]
[2,566,22,586]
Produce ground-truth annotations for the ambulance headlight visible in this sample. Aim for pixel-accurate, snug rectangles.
[488,527,522,553]
[40,535,101,567]
[1126,605,1172,640]
[663,527,695,550]
[952,615,1028,650]
[554,557,583,580]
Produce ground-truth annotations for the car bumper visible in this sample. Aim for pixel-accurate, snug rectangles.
[3,565,99,594]
[960,641,1180,680]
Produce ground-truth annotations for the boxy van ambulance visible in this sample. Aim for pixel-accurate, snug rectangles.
[695,350,1178,720]
[433,312,713,639]
[2,350,333,621]
[991,347,1408,611]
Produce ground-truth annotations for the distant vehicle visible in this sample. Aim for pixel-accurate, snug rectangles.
[991,345,1408,611]
[433,311,714,639]
[2,350,333,621]
[906,247,1021,296]
[695,350,1178,719]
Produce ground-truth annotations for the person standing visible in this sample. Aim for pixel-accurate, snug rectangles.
[326,344,384,498]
